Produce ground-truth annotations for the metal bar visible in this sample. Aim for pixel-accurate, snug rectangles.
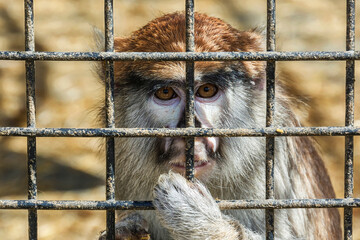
[2,126,360,137]
[104,0,115,239]
[2,50,360,61]
[25,0,37,239]
[266,0,276,239]
[185,0,195,181]
[0,198,359,210]
[344,0,355,239]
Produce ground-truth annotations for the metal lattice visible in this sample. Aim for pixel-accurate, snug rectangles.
[0,0,358,240]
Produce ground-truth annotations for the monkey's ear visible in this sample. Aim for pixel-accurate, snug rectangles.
[93,29,129,52]
[92,28,105,81]
[92,32,130,83]
[93,27,105,52]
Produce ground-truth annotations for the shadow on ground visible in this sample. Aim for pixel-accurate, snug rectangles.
[0,148,103,197]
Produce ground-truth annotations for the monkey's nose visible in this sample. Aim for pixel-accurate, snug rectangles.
[195,137,218,153]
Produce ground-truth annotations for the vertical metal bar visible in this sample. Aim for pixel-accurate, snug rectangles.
[25,0,37,239]
[344,0,355,239]
[185,0,195,182]
[104,0,115,239]
[266,0,276,239]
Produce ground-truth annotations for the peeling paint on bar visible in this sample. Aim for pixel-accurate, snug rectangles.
[0,198,359,210]
[0,51,359,61]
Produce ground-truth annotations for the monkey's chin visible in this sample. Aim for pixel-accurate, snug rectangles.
[169,160,215,178]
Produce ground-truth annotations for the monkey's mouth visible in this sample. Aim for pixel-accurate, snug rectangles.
[171,161,208,168]
[169,160,215,177]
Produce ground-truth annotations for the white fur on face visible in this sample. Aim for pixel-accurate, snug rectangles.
[145,70,229,178]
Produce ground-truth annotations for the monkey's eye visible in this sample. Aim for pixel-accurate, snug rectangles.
[155,87,177,100]
[197,84,218,98]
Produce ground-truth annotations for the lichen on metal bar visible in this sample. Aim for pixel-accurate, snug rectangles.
[265,0,276,239]
[25,0,38,239]
[2,126,360,137]
[1,50,360,61]
[104,0,116,239]
[0,198,359,210]
[185,0,195,181]
[344,0,355,239]
[0,2,356,239]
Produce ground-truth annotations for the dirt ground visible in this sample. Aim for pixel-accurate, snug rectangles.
[0,0,360,239]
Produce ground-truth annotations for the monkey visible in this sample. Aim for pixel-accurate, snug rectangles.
[98,12,341,240]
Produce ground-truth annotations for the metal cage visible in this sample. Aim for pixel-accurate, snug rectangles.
[0,0,359,239]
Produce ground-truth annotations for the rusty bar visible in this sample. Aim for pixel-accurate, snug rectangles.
[185,0,195,53]
[185,0,195,181]
[25,0,37,239]
[2,50,360,61]
[266,0,276,239]
[0,198,360,210]
[266,0,276,238]
[344,0,355,239]
[3,126,360,137]
[104,0,115,239]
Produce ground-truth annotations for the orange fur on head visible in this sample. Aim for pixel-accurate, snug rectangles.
[113,12,265,84]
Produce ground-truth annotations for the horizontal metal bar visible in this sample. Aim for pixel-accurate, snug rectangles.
[0,200,153,210]
[1,126,360,137]
[0,51,359,61]
[0,198,359,210]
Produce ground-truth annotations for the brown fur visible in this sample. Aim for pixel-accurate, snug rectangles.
[292,136,341,239]
[281,90,341,239]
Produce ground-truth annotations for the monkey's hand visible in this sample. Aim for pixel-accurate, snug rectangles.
[98,212,150,240]
[153,172,245,240]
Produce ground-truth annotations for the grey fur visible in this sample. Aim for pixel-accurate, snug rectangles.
[96,13,339,239]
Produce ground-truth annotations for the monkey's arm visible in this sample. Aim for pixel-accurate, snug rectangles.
[98,211,150,240]
[153,173,263,240]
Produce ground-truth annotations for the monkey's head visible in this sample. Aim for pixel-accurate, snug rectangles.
[112,12,266,182]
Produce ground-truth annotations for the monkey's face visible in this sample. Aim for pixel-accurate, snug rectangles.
[112,12,265,181]
[114,59,261,180]
[132,64,248,179]
[151,78,223,177]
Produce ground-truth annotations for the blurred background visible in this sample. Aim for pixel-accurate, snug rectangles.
[0,0,360,239]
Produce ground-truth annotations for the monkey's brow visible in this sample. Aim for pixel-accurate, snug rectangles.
[201,69,245,87]
[125,72,185,89]
[125,69,244,90]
